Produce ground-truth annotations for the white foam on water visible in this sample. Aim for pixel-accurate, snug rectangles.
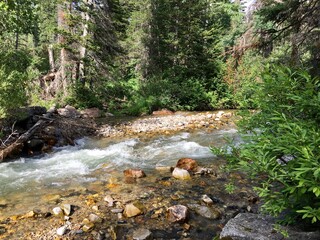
[0,129,238,196]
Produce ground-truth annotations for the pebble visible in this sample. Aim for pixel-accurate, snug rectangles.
[111,208,123,213]
[104,195,114,207]
[61,203,72,216]
[89,213,101,223]
[201,194,214,205]
[52,207,63,217]
[172,168,191,180]
[124,203,142,218]
[82,223,95,232]
[56,226,67,236]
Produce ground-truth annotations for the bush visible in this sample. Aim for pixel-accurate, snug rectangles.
[0,50,31,117]
[64,85,103,109]
[214,66,320,224]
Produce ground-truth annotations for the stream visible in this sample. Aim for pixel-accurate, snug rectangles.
[0,122,258,239]
[0,127,238,216]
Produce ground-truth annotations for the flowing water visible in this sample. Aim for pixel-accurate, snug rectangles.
[0,127,240,219]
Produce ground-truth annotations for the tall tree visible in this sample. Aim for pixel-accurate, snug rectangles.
[257,0,320,75]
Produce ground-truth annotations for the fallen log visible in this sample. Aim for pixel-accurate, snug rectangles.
[0,111,53,162]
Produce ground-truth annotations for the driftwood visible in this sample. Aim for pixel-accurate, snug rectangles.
[0,111,54,162]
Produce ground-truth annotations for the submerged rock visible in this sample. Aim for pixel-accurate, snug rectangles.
[123,169,146,178]
[132,228,153,240]
[167,205,188,223]
[172,167,191,180]
[124,203,143,218]
[201,194,214,205]
[194,206,220,220]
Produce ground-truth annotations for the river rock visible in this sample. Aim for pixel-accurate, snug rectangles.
[57,105,81,118]
[111,208,124,213]
[89,213,101,223]
[132,228,153,240]
[176,158,198,172]
[42,194,61,203]
[104,195,114,207]
[56,226,68,236]
[220,213,320,240]
[194,206,220,219]
[82,222,95,232]
[52,207,64,217]
[167,205,188,223]
[124,203,143,218]
[123,169,146,178]
[0,199,8,207]
[80,108,102,118]
[61,203,72,216]
[201,194,214,205]
[152,109,174,115]
[23,210,36,218]
[172,167,191,180]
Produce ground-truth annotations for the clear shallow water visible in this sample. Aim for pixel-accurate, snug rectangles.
[0,128,239,216]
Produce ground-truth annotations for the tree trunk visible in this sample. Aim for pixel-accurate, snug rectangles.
[48,44,56,72]
[56,2,69,96]
[79,0,94,86]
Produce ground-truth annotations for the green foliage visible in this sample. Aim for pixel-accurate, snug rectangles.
[215,66,320,224]
[273,224,289,238]
[65,85,103,109]
[224,182,236,194]
[0,50,31,117]
[224,51,264,109]
[116,74,233,116]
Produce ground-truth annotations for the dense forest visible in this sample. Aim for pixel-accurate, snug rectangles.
[0,0,319,225]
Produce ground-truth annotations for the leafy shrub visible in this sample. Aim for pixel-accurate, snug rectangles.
[65,85,103,109]
[224,51,264,109]
[0,50,31,117]
[214,66,320,224]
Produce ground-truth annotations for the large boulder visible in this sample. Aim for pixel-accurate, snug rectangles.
[220,213,320,240]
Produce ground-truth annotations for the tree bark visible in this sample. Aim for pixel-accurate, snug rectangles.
[56,2,69,96]
[48,44,56,72]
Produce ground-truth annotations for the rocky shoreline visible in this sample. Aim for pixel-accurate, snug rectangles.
[1,108,319,240]
[0,107,233,162]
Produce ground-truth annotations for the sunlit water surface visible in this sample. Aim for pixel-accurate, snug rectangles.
[0,128,239,217]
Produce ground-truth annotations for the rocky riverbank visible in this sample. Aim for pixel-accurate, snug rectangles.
[0,107,233,162]
[1,108,318,239]
[0,108,246,239]
[0,155,260,240]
